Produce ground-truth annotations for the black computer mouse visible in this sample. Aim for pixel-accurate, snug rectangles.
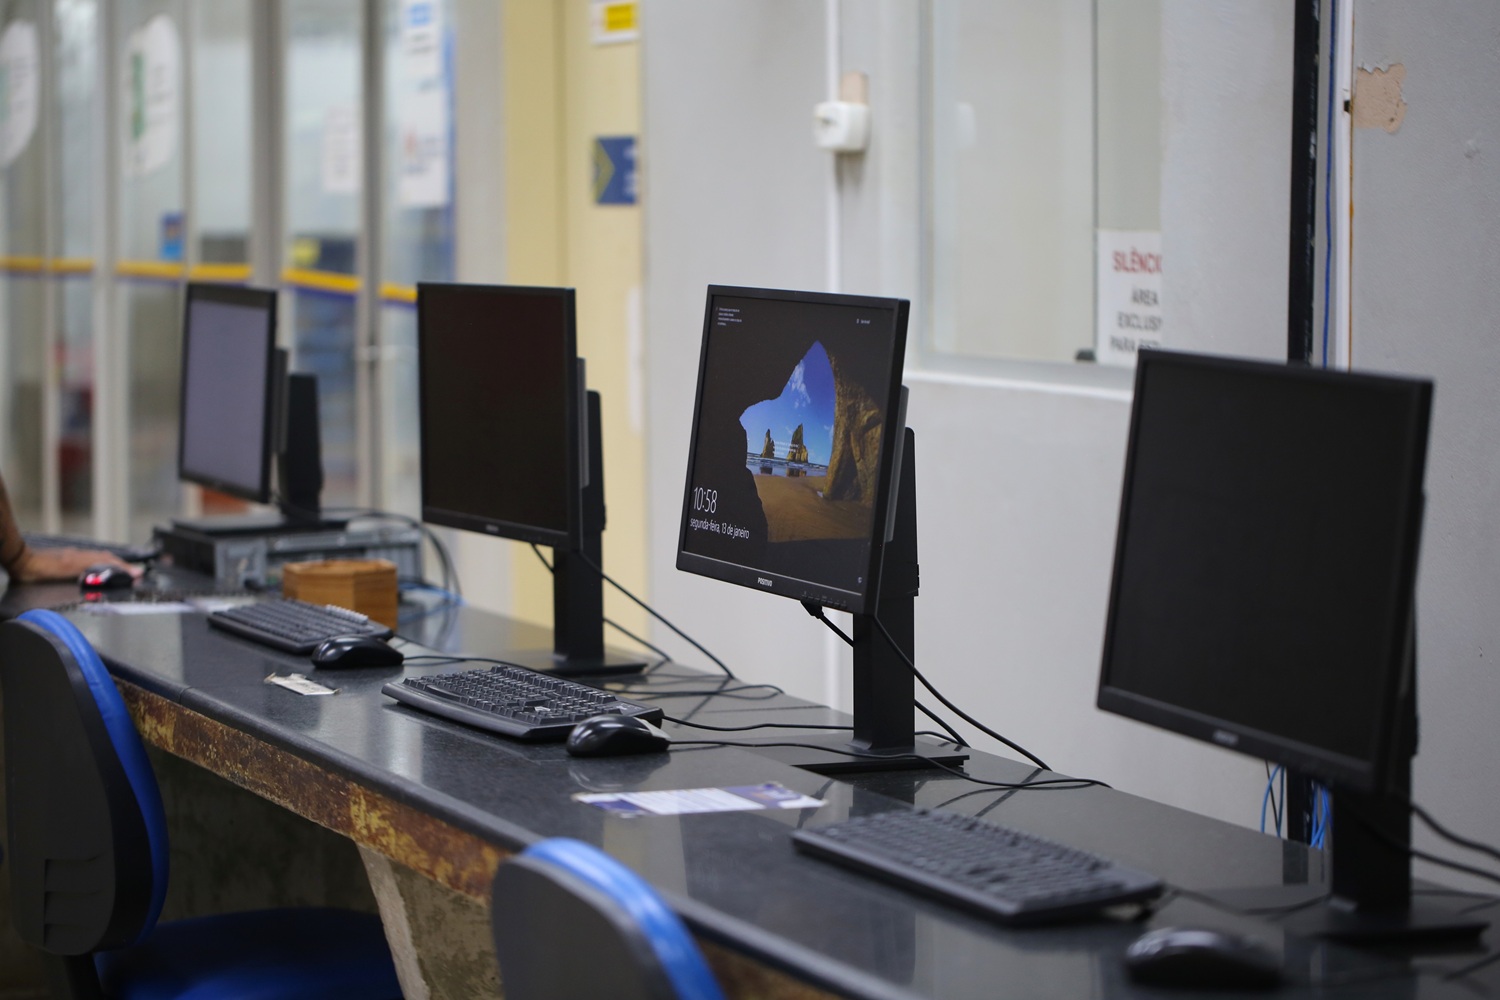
[566,714,672,757]
[1124,927,1281,990]
[310,635,405,669]
[79,564,136,591]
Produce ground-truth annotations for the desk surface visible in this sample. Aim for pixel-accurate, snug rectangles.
[7,581,1497,999]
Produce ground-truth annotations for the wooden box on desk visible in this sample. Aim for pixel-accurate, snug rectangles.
[281,559,398,630]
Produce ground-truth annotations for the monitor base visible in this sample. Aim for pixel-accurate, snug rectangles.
[1195,883,1489,945]
[739,734,968,775]
[1282,894,1489,945]
[502,646,648,678]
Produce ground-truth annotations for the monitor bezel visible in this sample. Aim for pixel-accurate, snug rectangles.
[176,282,279,506]
[674,284,911,616]
[416,282,584,552]
[1095,349,1432,794]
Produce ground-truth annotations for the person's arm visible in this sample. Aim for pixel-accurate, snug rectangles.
[0,472,139,583]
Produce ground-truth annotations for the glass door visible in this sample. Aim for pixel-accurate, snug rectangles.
[0,0,48,530]
[283,0,364,510]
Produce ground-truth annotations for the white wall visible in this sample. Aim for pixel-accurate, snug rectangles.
[641,1,836,697]
[1350,1,1500,885]
[642,1,1306,833]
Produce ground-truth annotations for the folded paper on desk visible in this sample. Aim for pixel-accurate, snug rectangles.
[574,782,823,817]
[265,672,339,696]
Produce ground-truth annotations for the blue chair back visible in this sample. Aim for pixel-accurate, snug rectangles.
[1,609,169,954]
[491,837,725,1000]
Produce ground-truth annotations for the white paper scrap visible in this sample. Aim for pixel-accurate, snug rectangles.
[265,672,338,696]
[574,782,823,817]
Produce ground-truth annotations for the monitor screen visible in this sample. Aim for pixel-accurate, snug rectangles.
[1096,350,1432,792]
[417,283,581,549]
[676,286,910,615]
[177,283,278,504]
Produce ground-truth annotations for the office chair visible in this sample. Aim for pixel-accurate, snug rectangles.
[0,609,403,1000]
[491,837,726,1000]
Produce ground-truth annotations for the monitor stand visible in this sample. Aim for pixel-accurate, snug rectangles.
[1278,771,1489,944]
[506,390,647,678]
[1208,641,1487,945]
[172,373,349,537]
[742,430,970,775]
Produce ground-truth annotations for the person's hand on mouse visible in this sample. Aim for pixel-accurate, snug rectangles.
[9,547,142,583]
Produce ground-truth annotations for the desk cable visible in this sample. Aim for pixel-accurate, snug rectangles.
[798,603,970,749]
[799,601,1048,771]
[530,544,736,680]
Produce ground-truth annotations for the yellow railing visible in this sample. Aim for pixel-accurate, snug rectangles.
[188,262,254,283]
[0,256,47,274]
[116,259,187,280]
[0,258,421,306]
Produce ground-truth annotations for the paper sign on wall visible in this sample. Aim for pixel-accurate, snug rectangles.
[593,136,637,205]
[397,0,450,208]
[322,104,361,195]
[1096,230,1163,368]
[123,15,180,177]
[0,20,39,168]
[591,2,639,45]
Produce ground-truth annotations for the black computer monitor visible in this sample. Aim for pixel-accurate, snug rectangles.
[416,282,644,676]
[1097,349,1481,943]
[178,283,278,505]
[675,285,965,773]
[174,283,334,535]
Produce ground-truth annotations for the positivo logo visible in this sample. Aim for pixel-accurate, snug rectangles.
[756,577,773,588]
[1211,729,1239,748]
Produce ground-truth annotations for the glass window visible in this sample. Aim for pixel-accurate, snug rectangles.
[925,0,1095,366]
[285,0,364,508]
[378,0,454,517]
[55,0,99,533]
[117,0,186,540]
[921,0,1163,370]
[192,0,252,266]
[0,0,47,525]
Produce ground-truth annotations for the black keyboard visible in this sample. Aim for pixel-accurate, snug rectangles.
[383,665,663,741]
[23,532,159,563]
[792,808,1163,925]
[208,599,392,653]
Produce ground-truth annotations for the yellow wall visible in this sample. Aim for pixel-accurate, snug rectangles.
[501,1,648,635]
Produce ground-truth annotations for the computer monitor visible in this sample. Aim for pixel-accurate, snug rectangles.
[174,283,335,535]
[177,283,278,506]
[675,285,965,773]
[1097,349,1482,943]
[416,282,645,676]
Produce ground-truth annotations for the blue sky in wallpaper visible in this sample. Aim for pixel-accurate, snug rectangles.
[739,341,836,466]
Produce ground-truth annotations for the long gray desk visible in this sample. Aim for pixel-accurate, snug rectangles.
[5,579,1498,998]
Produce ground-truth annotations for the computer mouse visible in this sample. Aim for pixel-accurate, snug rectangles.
[79,564,135,591]
[566,714,672,757]
[1124,927,1281,990]
[310,635,405,669]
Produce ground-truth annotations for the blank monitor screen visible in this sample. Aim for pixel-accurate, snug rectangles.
[417,284,580,549]
[177,284,278,503]
[1096,350,1432,792]
[675,286,909,615]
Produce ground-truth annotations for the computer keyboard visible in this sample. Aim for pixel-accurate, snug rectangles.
[792,807,1163,925]
[207,598,393,653]
[382,665,664,741]
[23,532,159,563]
